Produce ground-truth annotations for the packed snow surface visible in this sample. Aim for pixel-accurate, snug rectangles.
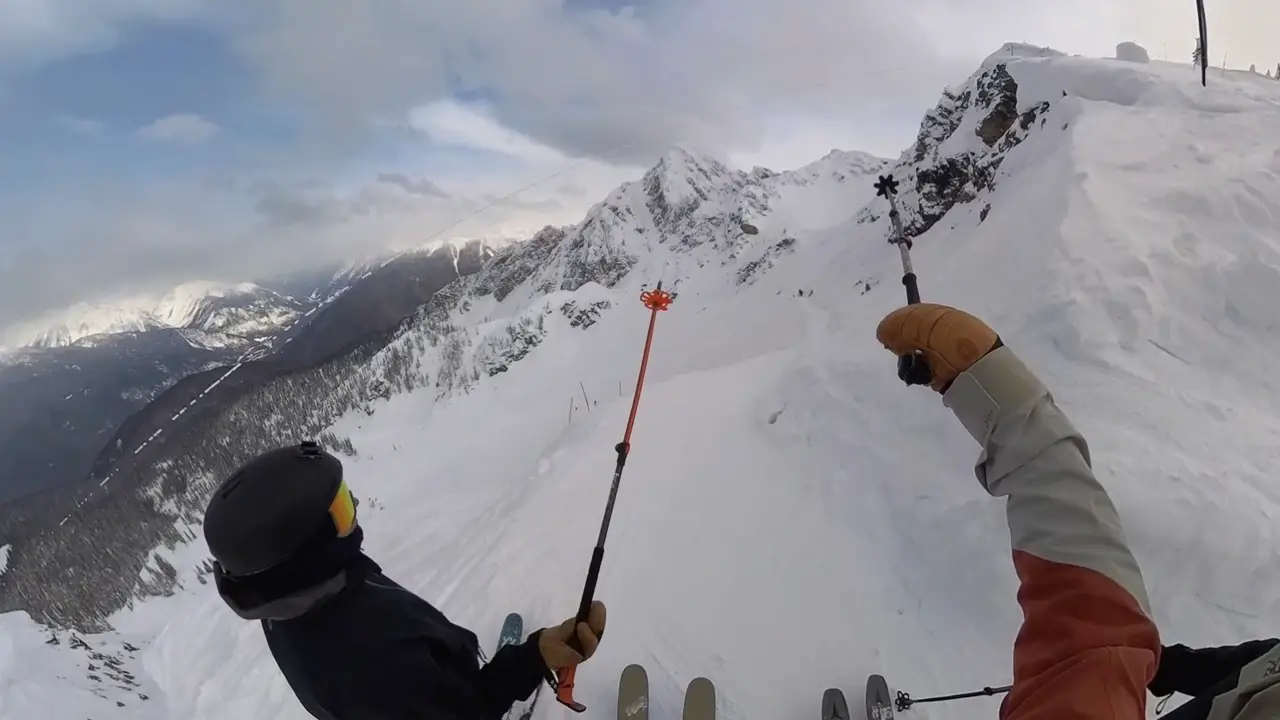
[7,46,1280,719]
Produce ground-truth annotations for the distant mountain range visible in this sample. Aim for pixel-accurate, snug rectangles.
[1,282,306,351]
[0,242,492,510]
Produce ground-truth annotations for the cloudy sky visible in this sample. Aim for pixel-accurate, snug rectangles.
[0,0,1273,335]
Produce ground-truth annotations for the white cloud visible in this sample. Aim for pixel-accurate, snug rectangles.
[0,0,212,72]
[223,0,1280,168]
[137,113,220,144]
[0,141,630,333]
[54,115,106,136]
[374,173,450,198]
[2,88,646,331]
[205,0,1008,165]
[407,100,564,165]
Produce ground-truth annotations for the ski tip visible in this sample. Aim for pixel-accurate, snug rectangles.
[865,674,894,720]
[686,671,716,696]
[822,687,851,720]
[685,677,715,703]
[682,677,716,719]
[685,676,714,700]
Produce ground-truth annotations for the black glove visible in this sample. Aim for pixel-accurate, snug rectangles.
[1150,640,1280,697]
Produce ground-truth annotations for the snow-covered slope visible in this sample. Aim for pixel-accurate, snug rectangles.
[7,43,1280,720]
[304,239,501,304]
[0,613,161,719]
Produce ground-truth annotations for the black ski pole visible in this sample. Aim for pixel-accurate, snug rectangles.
[553,281,674,713]
[872,174,932,387]
[1195,0,1208,87]
[895,684,1013,712]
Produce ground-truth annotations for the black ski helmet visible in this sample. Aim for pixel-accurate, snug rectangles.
[203,440,351,577]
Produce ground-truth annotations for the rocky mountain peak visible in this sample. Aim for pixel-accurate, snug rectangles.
[860,43,1064,238]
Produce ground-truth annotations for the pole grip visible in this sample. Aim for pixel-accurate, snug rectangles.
[575,546,605,624]
[898,271,931,386]
[555,666,586,712]
[903,272,921,305]
[555,545,605,712]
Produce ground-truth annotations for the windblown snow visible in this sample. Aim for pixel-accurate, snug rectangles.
[7,45,1280,720]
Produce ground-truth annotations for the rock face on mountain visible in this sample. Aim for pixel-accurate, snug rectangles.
[179,285,308,341]
[467,146,887,308]
[858,43,1064,237]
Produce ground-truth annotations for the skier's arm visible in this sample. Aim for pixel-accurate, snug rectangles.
[1150,640,1280,698]
[475,629,550,719]
[943,345,1161,720]
[360,632,547,720]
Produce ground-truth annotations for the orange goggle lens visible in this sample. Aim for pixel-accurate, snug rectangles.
[329,480,357,537]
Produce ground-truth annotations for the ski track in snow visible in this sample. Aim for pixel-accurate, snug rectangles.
[7,48,1280,720]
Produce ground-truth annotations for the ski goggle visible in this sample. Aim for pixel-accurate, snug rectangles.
[329,480,358,537]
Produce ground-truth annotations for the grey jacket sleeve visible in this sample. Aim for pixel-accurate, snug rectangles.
[939,345,1160,719]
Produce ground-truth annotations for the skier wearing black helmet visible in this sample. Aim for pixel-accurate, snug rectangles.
[203,440,607,720]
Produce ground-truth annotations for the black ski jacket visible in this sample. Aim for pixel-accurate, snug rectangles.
[1151,640,1280,720]
[234,554,548,720]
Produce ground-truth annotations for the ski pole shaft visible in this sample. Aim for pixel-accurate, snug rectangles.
[873,174,932,386]
[874,174,918,305]
[896,243,920,305]
[554,281,673,713]
[895,684,1012,711]
[882,186,920,305]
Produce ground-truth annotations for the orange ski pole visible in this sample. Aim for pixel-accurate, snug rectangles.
[554,281,674,713]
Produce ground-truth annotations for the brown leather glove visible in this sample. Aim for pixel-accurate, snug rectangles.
[875,303,999,392]
[538,600,606,669]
